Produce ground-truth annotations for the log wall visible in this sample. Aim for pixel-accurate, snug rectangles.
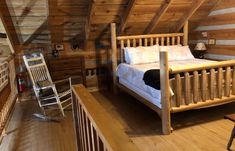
[189,0,235,60]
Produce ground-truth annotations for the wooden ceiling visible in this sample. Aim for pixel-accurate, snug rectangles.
[0,0,220,46]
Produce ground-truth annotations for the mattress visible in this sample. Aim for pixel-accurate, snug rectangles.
[116,59,216,108]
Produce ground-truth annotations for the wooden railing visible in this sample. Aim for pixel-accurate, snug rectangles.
[72,84,140,151]
[0,56,18,139]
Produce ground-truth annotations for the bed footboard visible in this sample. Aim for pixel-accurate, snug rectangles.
[169,59,235,112]
[160,50,235,134]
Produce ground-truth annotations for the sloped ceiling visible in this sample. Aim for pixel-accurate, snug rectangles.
[0,0,220,46]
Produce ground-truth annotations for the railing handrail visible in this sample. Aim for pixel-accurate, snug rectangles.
[72,84,140,151]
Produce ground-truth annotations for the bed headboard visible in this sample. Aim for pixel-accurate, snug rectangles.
[110,22,188,85]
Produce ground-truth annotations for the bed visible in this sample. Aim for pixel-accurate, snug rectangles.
[110,23,235,134]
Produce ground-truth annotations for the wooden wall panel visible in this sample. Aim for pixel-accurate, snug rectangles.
[189,0,235,58]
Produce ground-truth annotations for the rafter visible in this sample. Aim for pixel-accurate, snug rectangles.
[0,0,20,51]
[85,0,96,41]
[119,0,137,34]
[174,0,206,32]
[144,0,173,34]
[24,19,48,45]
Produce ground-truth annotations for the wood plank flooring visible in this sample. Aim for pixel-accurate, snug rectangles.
[92,91,235,151]
[1,90,235,151]
[0,98,76,151]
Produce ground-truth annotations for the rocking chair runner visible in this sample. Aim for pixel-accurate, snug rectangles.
[23,53,72,117]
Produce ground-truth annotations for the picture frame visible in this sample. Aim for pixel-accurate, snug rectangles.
[55,44,64,51]
[208,39,216,45]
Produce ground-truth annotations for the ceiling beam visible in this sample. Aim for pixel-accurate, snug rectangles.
[144,0,173,34]
[0,0,21,51]
[119,0,137,34]
[85,0,96,42]
[174,0,206,32]
[23,19,47,45]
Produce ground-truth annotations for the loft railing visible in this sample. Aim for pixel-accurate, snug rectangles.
[0,61,8,92]
[0,57,18,139]
[72,84,139,151]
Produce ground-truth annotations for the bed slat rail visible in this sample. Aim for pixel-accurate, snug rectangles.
[169,60,235,113]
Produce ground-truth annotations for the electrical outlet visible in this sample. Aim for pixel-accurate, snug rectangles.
[208,39,216,45]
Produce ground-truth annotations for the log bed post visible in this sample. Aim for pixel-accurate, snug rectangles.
[160,50,171,134]
[183,21,188,46]
[111,23,118,92]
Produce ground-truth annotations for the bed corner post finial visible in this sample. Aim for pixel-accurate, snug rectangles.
[160,50,171,134]
[183,21,188,46]
[111,23,118,93]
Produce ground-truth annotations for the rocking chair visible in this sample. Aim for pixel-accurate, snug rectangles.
[23,53,72,117]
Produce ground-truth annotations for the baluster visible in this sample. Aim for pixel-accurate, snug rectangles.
[193,71,199,103]
[86,116,91,151]
[90,123,95,151]
[218,67,223,98]
[78,105,85,151]
[210,69,215,100]
[175,74,181,107]
[96,133,100,151]
[133,39,136,47]
[120,40,124,63]
[144,38,147,46]
[81,109,88,151]
[167,37,170,46]
[155,37,159,45]
[139,38,142,46]
[150,37,153,45]
[161,37,164,46]
[172,37,175,45]
[127,39,130,47]
[201,70,207,101]
[225,67,231,97]
[177,36,180,45]
[184,72,190,105]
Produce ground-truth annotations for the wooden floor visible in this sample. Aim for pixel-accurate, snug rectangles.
[92,91,235,151]
[0,95,76,151]
[1,90,235,151]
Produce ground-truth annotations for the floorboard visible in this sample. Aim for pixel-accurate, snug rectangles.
[0,98,76,151]
[92,91,235,151]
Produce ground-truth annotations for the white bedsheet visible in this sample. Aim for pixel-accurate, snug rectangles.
[117,59,216,108]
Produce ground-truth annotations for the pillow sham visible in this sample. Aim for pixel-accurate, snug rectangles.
[159,45,181,61]
[124,45,159,64]
[173,45,195,60]
[159,45,194,61]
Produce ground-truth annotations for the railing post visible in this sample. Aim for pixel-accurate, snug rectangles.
[183,21,188,46]
[160,50,171,134]
[111,23,118,93]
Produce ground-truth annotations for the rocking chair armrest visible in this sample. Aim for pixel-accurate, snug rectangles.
[35,84,55,91]
[53,78,71,84]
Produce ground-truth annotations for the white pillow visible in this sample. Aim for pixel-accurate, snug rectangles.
[124,45,159,64]
[159,45,181,61]
[173,45,194,60]
[159,45,194,61]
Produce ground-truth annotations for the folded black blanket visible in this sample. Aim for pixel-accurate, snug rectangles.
[143,69,216,90]
[143,69,176,90]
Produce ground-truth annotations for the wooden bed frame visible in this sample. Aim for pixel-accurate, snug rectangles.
[110,22,235,135]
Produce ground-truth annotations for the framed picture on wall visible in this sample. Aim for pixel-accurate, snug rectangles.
[55,44,64,51]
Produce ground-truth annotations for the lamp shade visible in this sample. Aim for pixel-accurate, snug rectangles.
[194,42,207,51]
